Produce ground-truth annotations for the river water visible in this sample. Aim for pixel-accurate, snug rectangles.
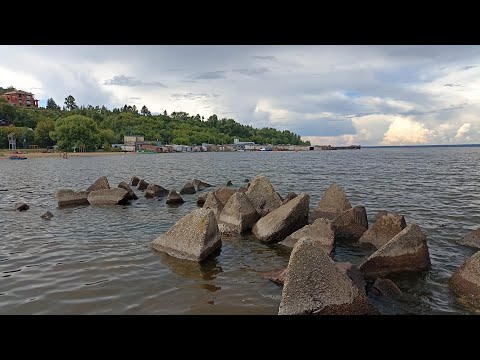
[0,147,479,314]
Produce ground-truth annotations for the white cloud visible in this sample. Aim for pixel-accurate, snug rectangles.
[381,117,434,145]
[0,66,43,97]
[455,123,472,139]
[302,135,356,146]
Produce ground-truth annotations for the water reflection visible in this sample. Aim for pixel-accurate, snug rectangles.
[2,148,480,314]
[267,243,293,259]
[154,248,223,281]
[200,283,221,292]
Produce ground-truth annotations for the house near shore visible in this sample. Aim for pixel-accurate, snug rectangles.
[1,90,39,108]
[232,138,256,150]
[140,144,174,153]
[123,135,146,151]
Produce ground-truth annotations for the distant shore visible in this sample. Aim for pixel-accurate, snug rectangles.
[0,151,136,160]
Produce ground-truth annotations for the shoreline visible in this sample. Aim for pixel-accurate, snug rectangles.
[0,151,137,160]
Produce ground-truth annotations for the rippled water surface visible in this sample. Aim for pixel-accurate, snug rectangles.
[1,148,479,314]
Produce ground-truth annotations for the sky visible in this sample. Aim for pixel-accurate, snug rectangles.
[1,45,479,146]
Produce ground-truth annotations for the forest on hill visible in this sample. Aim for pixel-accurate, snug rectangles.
[0,93,310,150]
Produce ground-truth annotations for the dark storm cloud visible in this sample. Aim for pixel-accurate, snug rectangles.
[290,117,357,137]
[104,75,166,87]
[233,67,270,76]
[251,56,278,61]
[2,45,480,145]
[170,93,220,100]
[383,45,480,62]
[190,71,227,80]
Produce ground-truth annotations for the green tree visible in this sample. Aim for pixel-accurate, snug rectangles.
[0,86,16,95]
[64,95,77,111]
[34,119,55,147]
[46,98,60,110]
[50,115,100,151]
[141,105,151,116]
[99,128,117,146]
[0,98,15,122]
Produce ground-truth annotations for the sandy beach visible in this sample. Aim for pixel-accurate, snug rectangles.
[0,151,138,160]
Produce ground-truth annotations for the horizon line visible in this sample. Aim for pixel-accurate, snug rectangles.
[361,144,480,148]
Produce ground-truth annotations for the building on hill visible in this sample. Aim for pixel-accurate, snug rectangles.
[232,138,255,150]
[1,90,39,108]
[123,135,145,151]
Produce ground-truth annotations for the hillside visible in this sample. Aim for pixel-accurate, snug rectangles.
[0,95,310,150]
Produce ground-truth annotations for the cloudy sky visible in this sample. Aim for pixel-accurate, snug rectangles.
[1,45,479,146]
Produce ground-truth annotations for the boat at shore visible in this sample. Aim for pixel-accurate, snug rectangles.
[9,154,27,160]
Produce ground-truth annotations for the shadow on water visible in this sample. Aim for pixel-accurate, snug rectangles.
[332,240,375,265]
[153,248,223,281]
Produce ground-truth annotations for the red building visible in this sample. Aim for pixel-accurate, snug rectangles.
[1,90,39,108]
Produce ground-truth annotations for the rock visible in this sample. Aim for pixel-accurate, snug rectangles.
[218,223,238,237]
[166,189,185,204]
[130,176,140,187]
[197,195,207,206]
[359,212,406,248]
[137,179,149,191]
[333,205,368,241]
[277,192,283,202]
[456,229,480,249]
[15,202,29,211]
[375,210,388,221]
[314,182,352,220]
[192,179,213,192]
[180,181,196,195]
[226,180,233,187]
[145,184,169,198]
[278,237,378,315]
[252,193,310,243]
[263,268,287,285]
[56,189,90,207]
[279,218,335,255]
[87,188,129,205]
[40,211,54,220]
[282,192,298,205]
[373,278,402,297]
[449,251,480,308]
[118,181,138,200]
[245,174,283,217]
[263,262,366,295]
[359,222,431,278]
[238,186,247,193]
[218,192,260,234]
[86,176,110,192]
[151,208,221,262]
[244,178,250,183]
[212,187,236,206]
[336,262,367,295]
[203,192,224,220]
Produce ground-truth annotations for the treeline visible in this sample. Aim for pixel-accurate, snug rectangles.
[0,94,310,151]
[0,86,17,95]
